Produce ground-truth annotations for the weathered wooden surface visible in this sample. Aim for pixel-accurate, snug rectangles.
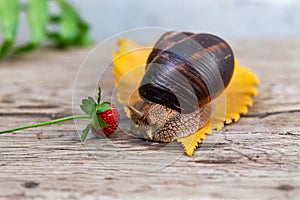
[0,38,299,199]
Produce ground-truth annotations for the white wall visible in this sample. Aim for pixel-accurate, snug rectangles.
[69,0,299,40]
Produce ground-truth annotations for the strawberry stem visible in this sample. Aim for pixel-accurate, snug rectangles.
[0,115,90,134]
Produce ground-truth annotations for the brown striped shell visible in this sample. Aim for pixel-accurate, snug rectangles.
[139,31,234,113]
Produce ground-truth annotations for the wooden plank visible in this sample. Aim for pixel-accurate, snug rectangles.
[0,38,299,199]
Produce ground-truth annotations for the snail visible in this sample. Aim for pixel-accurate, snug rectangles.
[127,31,234,142]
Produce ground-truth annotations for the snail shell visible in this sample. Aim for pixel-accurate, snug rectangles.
[129,31,234,142]
[139,31,234,113]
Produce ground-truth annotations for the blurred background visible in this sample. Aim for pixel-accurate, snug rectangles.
[17,0,300,43]
[1,0,299,60]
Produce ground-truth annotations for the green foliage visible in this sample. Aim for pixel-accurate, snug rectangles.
[0,0,93,60]
[0,0,20,60]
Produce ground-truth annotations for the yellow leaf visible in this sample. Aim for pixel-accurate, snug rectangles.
[112,39,152,117]
[178,61,260,156]
[177,122,212,156]
[112,38,260,156]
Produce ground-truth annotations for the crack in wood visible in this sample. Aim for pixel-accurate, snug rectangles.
[17,105,59,109]
[192,159,237,164]
[244,109,300,119]
[276,184,294,191]
[279,131,299,136]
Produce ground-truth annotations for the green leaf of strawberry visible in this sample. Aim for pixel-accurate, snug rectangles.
[80,97,96,117]
[96,103,112,113]
[81,124,91,141]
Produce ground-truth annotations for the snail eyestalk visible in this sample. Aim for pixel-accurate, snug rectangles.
[127,105,143,119]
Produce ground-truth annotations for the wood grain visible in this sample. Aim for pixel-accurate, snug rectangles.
[0,38,299,199]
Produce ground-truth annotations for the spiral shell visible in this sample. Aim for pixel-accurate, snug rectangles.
[138,31,234,113]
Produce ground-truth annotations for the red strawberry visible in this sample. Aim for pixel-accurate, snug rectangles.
[79,87,121,141]
[97,104,120,136]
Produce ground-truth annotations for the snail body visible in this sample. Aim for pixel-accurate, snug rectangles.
[128,31,234,142]
[129,102,211,142]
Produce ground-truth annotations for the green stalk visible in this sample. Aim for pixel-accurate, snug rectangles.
[0,115,90,134]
